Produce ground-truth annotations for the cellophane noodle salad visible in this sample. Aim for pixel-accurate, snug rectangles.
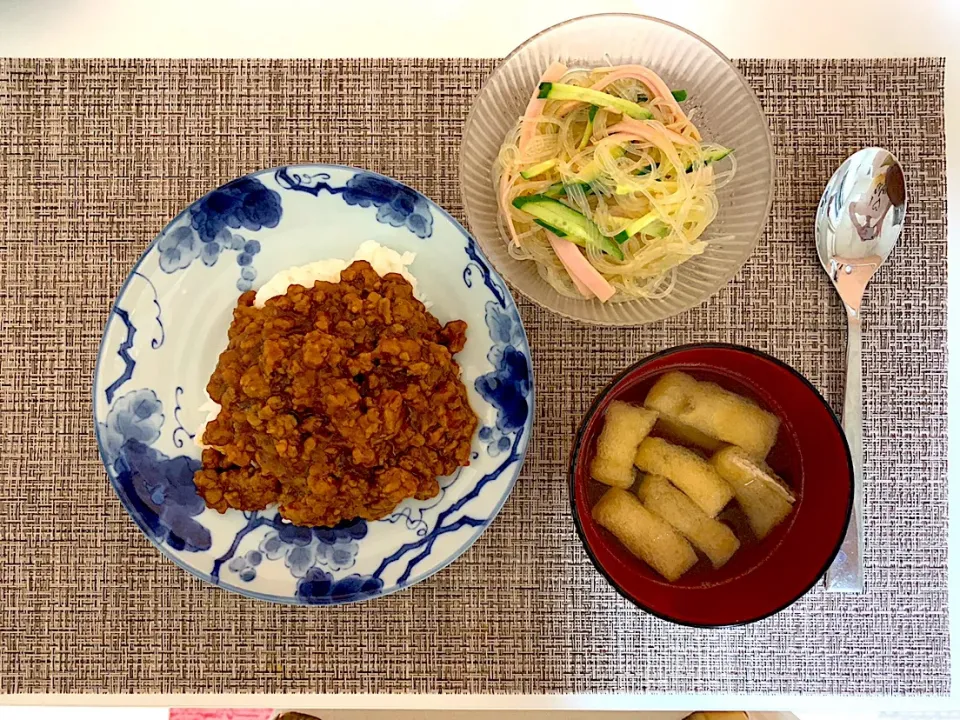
[495,62,736,303]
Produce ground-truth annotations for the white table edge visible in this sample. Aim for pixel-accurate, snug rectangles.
[2,694,956,712]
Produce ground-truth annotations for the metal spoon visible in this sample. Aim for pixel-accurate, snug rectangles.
[816,147,906,593]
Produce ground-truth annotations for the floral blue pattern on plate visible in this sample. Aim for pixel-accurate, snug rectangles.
[93,164,534,605]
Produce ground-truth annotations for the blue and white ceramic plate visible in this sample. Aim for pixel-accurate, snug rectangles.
[93,165,534,605]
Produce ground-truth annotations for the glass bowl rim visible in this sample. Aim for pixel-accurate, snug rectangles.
[459,12,777,326]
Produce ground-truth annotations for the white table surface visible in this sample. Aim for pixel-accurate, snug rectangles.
[1,0,956,715]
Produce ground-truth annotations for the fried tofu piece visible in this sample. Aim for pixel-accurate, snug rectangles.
[644,371,780,458]
[591,487,698,582]
[590,455,631,490]
[589,400,658,489]
[637,473,740,568]
[711,445,796,539]
[655,414,725,453]
[634,437,734,517]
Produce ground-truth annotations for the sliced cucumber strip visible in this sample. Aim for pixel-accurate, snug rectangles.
[692,147,733,168]
[533,219,566,237]
[513,194,624,260]
[613,211,661,243]
[578,105,599,151]
[638,89,688,102]
[520,158,558,180]
[537,82,653,120]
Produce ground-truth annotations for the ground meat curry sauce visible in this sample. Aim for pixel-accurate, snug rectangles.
[193,260,478,527]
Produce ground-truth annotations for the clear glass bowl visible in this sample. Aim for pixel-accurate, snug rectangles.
[460,13,775,326]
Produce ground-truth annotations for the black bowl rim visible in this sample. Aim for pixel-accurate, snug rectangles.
[567,342,855,628]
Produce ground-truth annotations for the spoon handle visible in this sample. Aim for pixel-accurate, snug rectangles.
[826,310,865,592]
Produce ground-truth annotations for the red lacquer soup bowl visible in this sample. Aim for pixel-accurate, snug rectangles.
[569,344,854,627]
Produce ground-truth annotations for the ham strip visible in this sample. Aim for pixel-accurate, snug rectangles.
[592,65,689,124]
[606,125,688,175]
[499,171,521,247]
[556,64,700,140]
[547,231,616,302]
[506,62,567,247]
[610,116,695,146]
[519,61,567,158]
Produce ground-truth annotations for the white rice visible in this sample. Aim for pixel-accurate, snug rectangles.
[254,239,421,307]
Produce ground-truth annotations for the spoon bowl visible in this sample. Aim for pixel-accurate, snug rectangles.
[816,148,906,313]
[816,147,907,592]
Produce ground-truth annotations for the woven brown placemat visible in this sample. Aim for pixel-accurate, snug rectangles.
[0,58,948,696]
